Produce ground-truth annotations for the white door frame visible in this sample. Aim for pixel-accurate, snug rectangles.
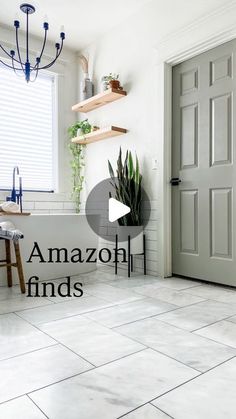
[157,1,236,277]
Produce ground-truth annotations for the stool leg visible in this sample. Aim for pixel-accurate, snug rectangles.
[13,241,25,294]
[5,240,12,288]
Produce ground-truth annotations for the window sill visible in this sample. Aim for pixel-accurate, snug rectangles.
[0,191,70,202]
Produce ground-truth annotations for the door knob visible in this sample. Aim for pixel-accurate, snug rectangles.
[170,177,182,186]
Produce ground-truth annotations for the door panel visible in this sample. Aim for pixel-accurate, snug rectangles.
[181,104,198,169]
[210,188,232,259]
[181,68,198,95]
[210,93,232,166]
[180,190,198,254]
[210,55,232,85]
[172,39,236,286]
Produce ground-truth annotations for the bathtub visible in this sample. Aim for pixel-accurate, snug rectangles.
[0,214,100,285]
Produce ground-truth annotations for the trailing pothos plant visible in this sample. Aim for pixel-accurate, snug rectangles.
[108,148,142,226]
[68,120,91,212]
[68,119,91,138]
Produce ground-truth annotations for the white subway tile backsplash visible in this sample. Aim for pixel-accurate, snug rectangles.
[144,240,158,251]
[145,230,157,241]
[135,258,158,272]
[35,201,64,210]
[99,227,108,236]
[31,209,50,214]
[146,250,158,262]
[145,220,157,231]
[143,209,158,221]
[22,201,35,210]
[143,200,158,210]
[49,209,71,214]
[64,209,76,214]
[135,251,157,262]
[100,217,108,227]
[63,202,76,210]
[108,227,117,236]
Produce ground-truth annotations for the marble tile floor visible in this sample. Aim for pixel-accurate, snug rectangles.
[0,268,236,418]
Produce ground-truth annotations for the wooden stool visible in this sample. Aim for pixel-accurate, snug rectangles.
[0,238,26,293]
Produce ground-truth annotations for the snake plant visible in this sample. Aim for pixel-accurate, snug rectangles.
[108,148,142,226]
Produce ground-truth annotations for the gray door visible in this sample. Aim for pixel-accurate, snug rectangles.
[172,39,236,286]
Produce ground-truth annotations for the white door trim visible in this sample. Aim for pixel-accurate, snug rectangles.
[156,1,236,277]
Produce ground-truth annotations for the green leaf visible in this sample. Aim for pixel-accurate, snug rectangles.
[107,148,142,226]
[135,154,140,184]
[128,151,134,179]
[108,160,115,178]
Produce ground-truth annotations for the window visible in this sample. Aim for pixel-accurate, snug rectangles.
[0,65,56,192]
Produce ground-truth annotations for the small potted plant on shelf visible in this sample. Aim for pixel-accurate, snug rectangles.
[101,73,122,91]
[108,147,143,254]
[68,119,92,138]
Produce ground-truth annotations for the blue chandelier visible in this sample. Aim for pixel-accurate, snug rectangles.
[0,3,65,82]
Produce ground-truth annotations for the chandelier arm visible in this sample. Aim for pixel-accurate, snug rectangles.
[0,58,14,69]
[37,48,61,70]
[39,29,47,60]
[30,64,39,82]
[0,58,22,71]
[12,55,25,75]
[0,44,21,64]
[31,29,47,70]
[15,27,25,71]
[37,40,64,70]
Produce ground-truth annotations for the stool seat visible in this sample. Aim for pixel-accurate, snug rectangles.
[0,237,26,294]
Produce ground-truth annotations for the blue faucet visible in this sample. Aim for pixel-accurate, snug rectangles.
[11,166,19,202]
[6,166,23,212]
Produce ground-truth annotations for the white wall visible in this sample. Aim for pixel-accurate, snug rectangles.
[78,5,163,275]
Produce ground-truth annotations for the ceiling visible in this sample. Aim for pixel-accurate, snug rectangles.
[0,0,152,50]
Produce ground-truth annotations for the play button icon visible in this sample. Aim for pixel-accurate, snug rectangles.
[108,198,130,222]
[85,177,151,242]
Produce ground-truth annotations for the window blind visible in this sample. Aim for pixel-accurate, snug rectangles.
[0,65,55,192]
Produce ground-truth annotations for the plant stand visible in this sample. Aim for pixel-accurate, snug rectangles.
[114,233,146,278]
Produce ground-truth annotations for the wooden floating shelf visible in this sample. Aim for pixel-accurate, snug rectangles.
[0,212,31,216]
[72,88,127,113]
[71,126,127,145]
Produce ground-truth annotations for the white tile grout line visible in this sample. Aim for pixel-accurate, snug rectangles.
[13,312,96,368]
[0,343,59,364]
[26,394,49,419]
[150,404,174,419]
[117,402,174,419]
[148,353,236,404]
